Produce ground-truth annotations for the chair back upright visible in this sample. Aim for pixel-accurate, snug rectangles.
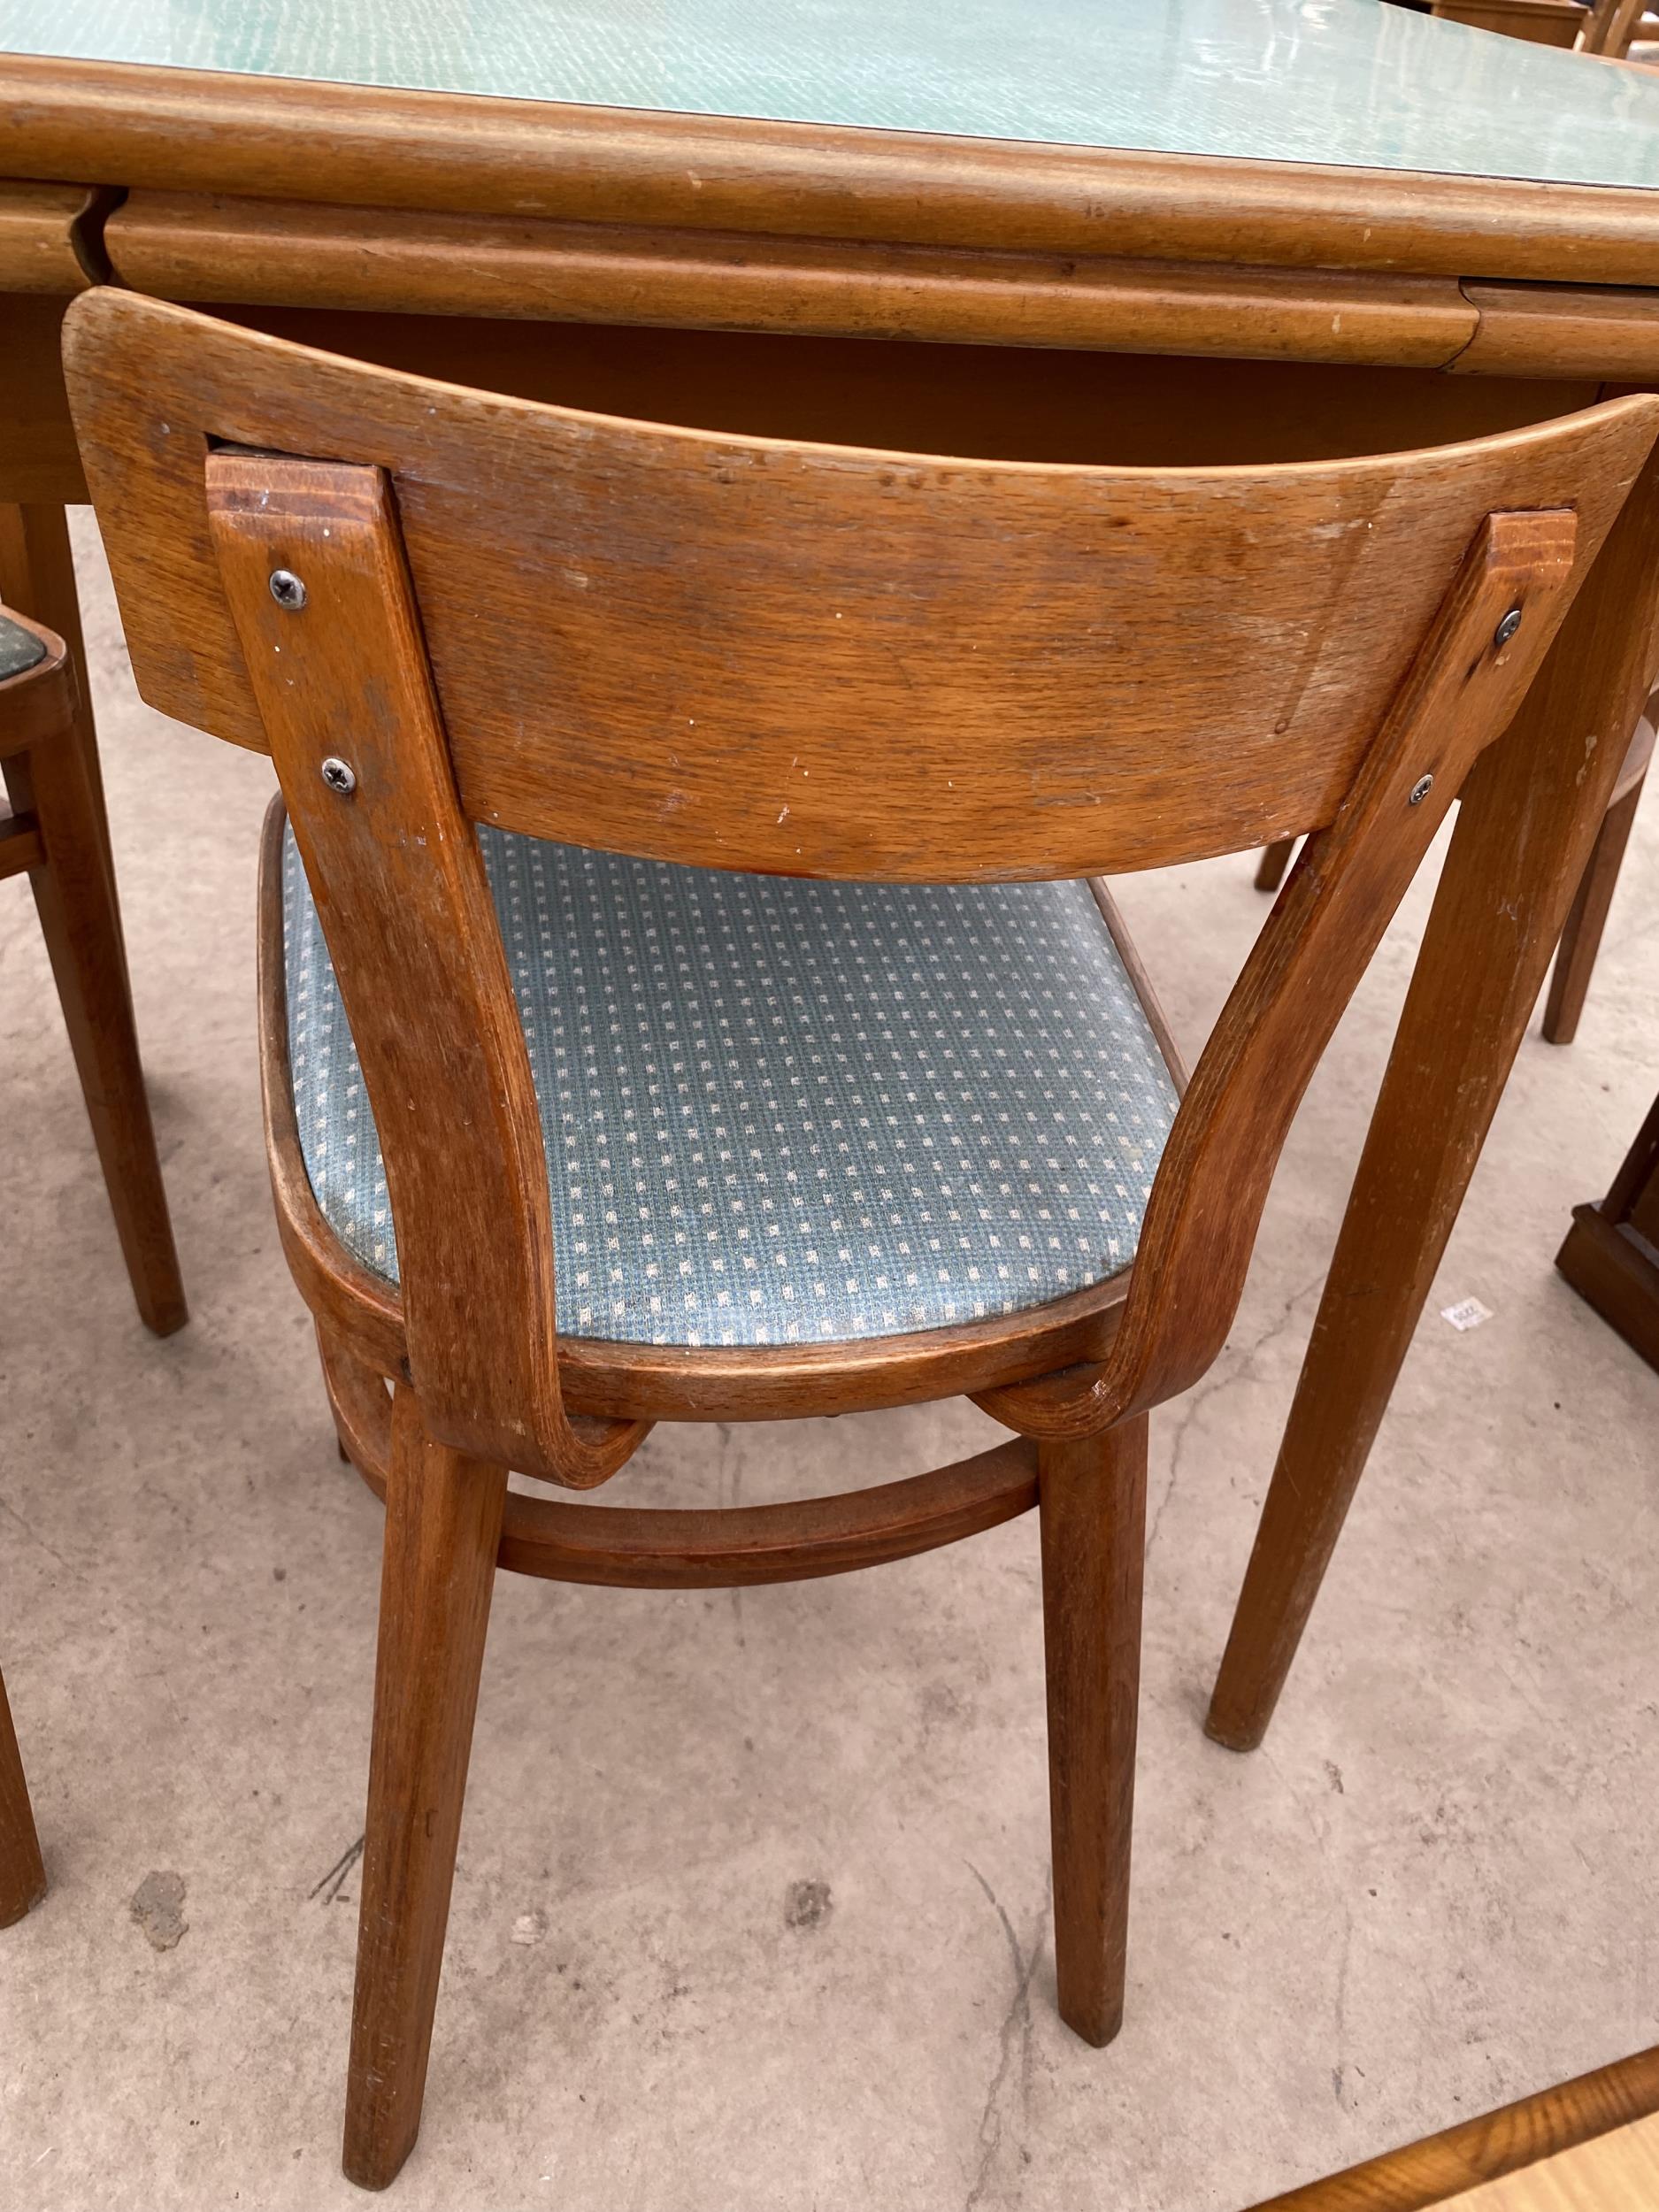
[62,290,1659,1476]
[1576,0,1648,55]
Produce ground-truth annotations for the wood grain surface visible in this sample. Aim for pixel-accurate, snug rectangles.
[12,51,1659,288]
[102,190,1483,366]
[1208,423,1659,1751]
[1246,2045,1659,2210]
[64,291,1659,885]
[211,456,645,1488]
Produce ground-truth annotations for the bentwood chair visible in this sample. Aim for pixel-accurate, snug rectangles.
[0,1663,44,1930]
[1,598,186,1927]
[1427,0,1655,53]
[1571,0,1652,52]
[1,603,184,1332]
[61,286,1659,2189]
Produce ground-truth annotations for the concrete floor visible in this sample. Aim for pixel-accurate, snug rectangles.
[1,513,1655,2212]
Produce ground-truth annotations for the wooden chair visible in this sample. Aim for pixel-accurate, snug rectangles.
[2,599,186,1928]
[1,603,187,1332]
[60,286,1659,2189]
[1573,0,1652,52]
[0,1664,45,1930]
[1429,0,1588,50]
[1428,0,1655,53]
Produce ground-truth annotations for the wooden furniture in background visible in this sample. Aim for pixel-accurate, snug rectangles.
[0,1664,45,1929]
[1,595,171,1930]
[0,601,185,1336]
[1574,0,1651,53]
[1253,703,1648,1045]
[1556,1085,1659,1372]
[1430,0,1583,46]
[1244,2042,1659,2210]
[63,284,1658,2186]
[1541,707,1654,1042]
[1430,0,1655,52]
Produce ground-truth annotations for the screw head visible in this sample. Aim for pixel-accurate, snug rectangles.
[269,568,307,611]
[1494,605,1523,649]
[1409,773,1435,806]
[319,756,357,796]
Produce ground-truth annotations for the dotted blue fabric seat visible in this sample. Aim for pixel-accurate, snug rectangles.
[281,825,1179,1348]
[0,610,48,681]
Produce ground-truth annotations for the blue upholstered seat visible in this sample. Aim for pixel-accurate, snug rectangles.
[281,826,1179,1348]
[0,611,48,682]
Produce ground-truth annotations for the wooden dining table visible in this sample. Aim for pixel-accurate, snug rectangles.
[4,0,1658,1752]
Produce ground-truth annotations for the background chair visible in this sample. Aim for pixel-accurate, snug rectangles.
[1367,0,1658,1033]
[63,286,1658,2188]
[1,603,186,1333]
[1427,0,1656,54]
[0,1665,44,1929]
[1557,1082,1659,1372]
[1573,0,1653,52]
[0,602,185,1924]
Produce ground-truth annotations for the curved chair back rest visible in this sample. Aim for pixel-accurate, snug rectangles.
[62,290,1659,1473]
[65,291,1654,880]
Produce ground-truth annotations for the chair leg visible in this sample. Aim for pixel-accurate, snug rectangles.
[1038,1414,1148,2048]
[1254,837,1298,893]
[314,1319,388,1471]
[1541,771,1645,1045]
[0,503,124,959]
[4,732,188,1337]
[343,1386,507,2192]
[3,502,180,1332]
[0,1665,47,1929]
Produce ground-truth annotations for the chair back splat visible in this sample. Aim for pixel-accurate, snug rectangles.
[62,289,1659,1474]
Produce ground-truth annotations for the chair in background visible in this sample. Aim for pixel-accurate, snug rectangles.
[63,285,1658,2187]
[0,1665,44,1929]
[1572,0,1654,52]
[1427,0,1655,53]
[1,603,185,1923]
[1,603,186,1331]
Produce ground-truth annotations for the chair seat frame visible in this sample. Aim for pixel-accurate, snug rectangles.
[257,795,1189,1583]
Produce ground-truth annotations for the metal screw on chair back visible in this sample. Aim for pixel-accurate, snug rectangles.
[1494,605,1524,648]
[319,757,357,796]
[1409,774,1435,806]
[269,568,307,611]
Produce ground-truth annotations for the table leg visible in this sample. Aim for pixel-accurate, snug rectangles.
[1205,439,1659,1754]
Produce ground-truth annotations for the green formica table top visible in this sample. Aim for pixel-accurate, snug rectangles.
[3,0,1659,193]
